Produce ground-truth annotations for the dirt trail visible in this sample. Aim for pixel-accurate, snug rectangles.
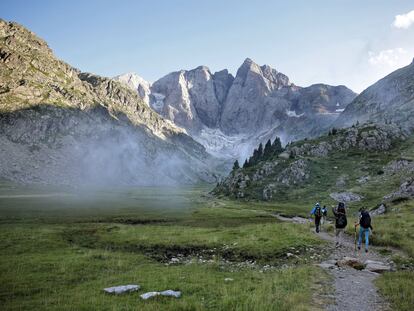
[274,214,391,311]
[317,230,390,311]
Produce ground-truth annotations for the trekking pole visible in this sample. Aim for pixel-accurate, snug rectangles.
[354,224,357,252]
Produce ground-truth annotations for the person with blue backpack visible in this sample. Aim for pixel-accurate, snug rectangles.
[355,207,373,253]
[310,202,322,233]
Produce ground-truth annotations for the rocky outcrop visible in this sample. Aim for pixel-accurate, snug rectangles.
[277,160,309,186]
[288,124,408,158]
[335,58,414,132]
[383,178,414,201]
[330,192,363,203]
[370,204,387,216]
[383,159,414,175]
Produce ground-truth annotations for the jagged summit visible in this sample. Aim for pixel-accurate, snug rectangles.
[113,72,151,105]
[117,57,356,158]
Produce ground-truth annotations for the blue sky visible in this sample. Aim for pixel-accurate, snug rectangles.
[1,0,413,92]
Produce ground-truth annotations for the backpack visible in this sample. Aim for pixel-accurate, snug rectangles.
[336,214,347,228]
[322,207,327,216]
[335,203,347,228]
[360,211,371,228]
[315,206,322,217]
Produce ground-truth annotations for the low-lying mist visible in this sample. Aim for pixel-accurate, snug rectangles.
[0,106,216,187]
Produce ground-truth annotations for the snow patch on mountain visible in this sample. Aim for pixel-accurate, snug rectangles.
[286,110,304,118]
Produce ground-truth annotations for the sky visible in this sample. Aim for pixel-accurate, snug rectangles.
[1,0,414,93]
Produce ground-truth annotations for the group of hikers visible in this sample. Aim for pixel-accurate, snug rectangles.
[310,202,373,252]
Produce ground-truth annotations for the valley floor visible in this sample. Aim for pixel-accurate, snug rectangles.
[0,183,413,310]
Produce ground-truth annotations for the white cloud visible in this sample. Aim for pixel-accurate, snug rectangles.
[393,10,414,29]
[368,48,408,66]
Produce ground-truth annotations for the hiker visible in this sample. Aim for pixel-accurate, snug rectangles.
[321,205,328,225]
[333,202,347,247]
[310,202,322,233]
[355,207,373,253]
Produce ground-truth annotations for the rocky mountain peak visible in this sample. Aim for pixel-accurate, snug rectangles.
[235,58,292,91]
[113,72,151,105]
[0,19,52,56]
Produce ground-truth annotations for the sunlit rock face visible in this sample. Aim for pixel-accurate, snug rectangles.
[138,57,356,159]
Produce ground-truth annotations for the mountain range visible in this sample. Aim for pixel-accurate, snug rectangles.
[115,59,357,159]
[1,19,413,186]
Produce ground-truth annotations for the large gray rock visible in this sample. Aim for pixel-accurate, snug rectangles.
[103,284,140,294]
[140,290,181,300]
[330,192,363,202]
[336,257,364,269]
[384,178,414,201]
[364,260,392,273]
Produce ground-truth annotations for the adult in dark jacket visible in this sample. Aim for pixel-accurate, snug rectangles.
[333,202,347,247]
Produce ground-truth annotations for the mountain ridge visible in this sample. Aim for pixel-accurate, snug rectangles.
[115,58,357,159]
[0,19,218,185]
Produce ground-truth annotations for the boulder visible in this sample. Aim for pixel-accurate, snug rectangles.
[103,284,140,294]
[364,260,392,273]
[317,262,336,269]
[370,204,387,216]
[330,192,362,202]
[336,257,364,269]
[140,290,181,300]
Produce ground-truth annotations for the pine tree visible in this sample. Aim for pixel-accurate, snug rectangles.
[257,143,263,159]
[263,139,272,159]
[251,148,260,165]
[243,159,249,168]
[232,160,240,170]
[271,137,283,154]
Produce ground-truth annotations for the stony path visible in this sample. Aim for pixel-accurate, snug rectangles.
[273,214,391,311]
[317,230,390,311]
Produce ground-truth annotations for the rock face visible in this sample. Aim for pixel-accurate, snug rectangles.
[0,19,218,186]
[289,124,408,158]
[118,58,356,158]
[335,59,414,132]
[114,72,151,105]
[150,66,233,133]
[219,58,294,135]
